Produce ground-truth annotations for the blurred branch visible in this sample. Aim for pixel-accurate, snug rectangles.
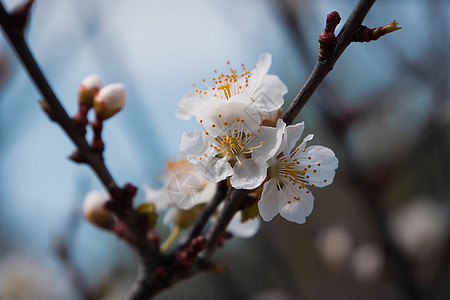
[0,0,160,279]
[0,0,403,299]
[179,180,228,249]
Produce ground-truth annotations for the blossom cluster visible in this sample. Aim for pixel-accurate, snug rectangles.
[174,53,339,225]
[83,54,338,246]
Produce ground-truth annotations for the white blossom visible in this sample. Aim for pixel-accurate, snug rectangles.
[144,158,216,212]
[179,99,282,190]
[176,53,287,122]
[226,212,260,238]
[258,119,338,224]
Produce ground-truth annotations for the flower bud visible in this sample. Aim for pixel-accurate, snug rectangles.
[83,191,115,230]
[137,202,158,230]
[78,74,104,108]
[93,83,127,120]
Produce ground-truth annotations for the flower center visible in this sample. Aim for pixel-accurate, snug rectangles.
[270,155,306,188]
[193,62,254,100]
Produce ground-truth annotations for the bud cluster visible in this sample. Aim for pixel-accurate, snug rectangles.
[73,74,127,152]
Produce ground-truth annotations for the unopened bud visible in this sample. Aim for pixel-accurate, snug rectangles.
[93,83,126,120]
[83,191,115,230]
[78,74,104,108]
[137,202,158,230]
[174,208,198,229]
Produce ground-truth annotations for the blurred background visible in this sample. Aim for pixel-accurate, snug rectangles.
[0,0,449,299]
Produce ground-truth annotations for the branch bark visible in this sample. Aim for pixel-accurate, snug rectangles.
[283,0,376,125]
[0,0,400,299]
[0,0,158,259]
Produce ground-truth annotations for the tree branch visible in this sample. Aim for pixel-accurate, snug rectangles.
[0,0,401,298]
[0,0,158,258]
[283,0,376,125]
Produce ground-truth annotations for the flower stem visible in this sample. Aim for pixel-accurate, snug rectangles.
[160,225,182,252]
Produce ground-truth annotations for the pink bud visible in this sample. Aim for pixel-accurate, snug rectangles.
[93,83,127,120]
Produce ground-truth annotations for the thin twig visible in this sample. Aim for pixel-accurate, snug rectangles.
[201,0,378,266]
[178,180,228,249]
[0,1,157,257]
[202,189,247,260]
[283,0,376,125]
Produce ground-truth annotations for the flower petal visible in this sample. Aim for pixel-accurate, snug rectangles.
[197,95,261,134]
[195,156,233,183]
[258,180,281,222]
[298,146,339,187]
[285,121,305,154]
[252,75,287,112]
[230,159,267,190]
[179,130,208,157]
[227,212,260,238]
[279,187,314,224]
[176,91,207,120]
[255,53,272,75]
[143,185,170,210]
[251,125,283,164]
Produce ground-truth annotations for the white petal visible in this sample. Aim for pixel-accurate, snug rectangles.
[198,95,261,134]
[195,156,233,183]
[143,184,170,210]
[166,172,211,210]
[251,126,283,164]
[296,133,314,151]
[258,180,281,222]
[197,181,217,205]
[285,122,305,154]
[298,146,338,187]
[252,75,287,112]
[227,212,260,238]
[175,109,193,120]
[279,187,314,224]
[176,91,207,120]
[255,53,272,75]
[230,159,267,190]
[179,130,208,157]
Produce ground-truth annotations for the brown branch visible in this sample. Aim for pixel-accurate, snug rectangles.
[0,0,402,298]
[200,0,381,266]
[178,180,228,249]
[283,0,376,125]
[0,0,158,262]
[202,188,247,260]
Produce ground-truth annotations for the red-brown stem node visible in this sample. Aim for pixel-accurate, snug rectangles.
[223,232,233,240]
[113,223,126,238]
[68,149,85,164]
[352,20,402,42]
[153,266,169,285]
[10,0,35,34]
[122,183,137,207]
[318,11,341,61]
[72,104,90,130]
[176,236,207,268]
[190,236,207,253]
[148,230,160,247]
[90,117,104,153]
[239,192,259,210]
